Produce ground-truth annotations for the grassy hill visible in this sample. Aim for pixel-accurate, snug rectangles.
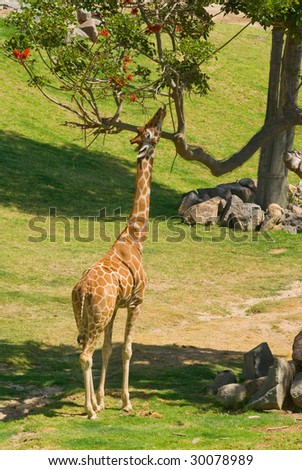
[1,17,302,450]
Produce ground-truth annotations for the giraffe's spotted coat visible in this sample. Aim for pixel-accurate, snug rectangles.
[72,107,166,419]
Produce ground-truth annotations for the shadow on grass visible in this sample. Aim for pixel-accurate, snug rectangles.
[0,130,181,218]
[0,339,243,422]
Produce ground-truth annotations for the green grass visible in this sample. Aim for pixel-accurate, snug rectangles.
[1,17,302,450]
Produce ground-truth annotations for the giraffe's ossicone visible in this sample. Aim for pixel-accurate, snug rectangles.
[72,107,166,419]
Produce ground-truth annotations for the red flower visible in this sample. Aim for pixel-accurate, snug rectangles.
[123,56,132,63]
[20,48,30,60]
[99,28,110,37]
[13,48,30,61]
[123,0,132,4]
[110,77,126,89]
[145,24,162,34]
[131,94,137,102]
[131,8,138,15]
[176,25,182,32]
[127,73,133,81]
[13,49,21,59]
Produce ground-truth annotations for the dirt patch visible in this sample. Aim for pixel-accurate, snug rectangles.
[135,279,302,361]
[229,280,302,316]
[0,386,63,421]
[206,4,251,25]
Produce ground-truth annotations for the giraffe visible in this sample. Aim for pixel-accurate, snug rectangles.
[72,107,166,419]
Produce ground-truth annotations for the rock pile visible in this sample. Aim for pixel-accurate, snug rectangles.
[179,179,302,234]
[0,2,21,12]
[208,334,302,410]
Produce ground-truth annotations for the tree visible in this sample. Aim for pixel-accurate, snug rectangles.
[3,1,302,209]
[4,0,214,144]
[219,0,302,208]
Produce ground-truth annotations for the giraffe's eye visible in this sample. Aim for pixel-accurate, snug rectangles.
[145,130,152,139]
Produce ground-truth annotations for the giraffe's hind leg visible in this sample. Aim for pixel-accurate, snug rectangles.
[122,304,141,412]
[96,309,117,409]
[80,346,101,419]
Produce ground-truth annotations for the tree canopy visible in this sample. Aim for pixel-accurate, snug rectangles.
[3,1,302,206]
[4,1,215,135]
[221,0,302,31]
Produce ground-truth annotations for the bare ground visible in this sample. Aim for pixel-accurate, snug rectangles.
[206,4,251,25]
[139,281,302,360]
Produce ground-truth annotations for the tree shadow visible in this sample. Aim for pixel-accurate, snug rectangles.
[0,339,243,422]
[0,130,181,218]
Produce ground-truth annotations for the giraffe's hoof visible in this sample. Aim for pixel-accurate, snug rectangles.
[123,404,133,413]
[96,396,105,410]
[93,404,102,412]
[87,411,97,420]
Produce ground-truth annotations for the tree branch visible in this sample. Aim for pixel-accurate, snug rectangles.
[172,107,302,176]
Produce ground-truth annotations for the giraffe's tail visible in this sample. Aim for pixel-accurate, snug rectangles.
[72,287,89,346]
[77,292,88,345]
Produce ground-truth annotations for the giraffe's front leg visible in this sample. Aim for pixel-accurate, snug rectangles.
[122,304,141,412]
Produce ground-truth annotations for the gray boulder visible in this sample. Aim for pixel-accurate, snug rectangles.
[243,377,267,397]
[220,195,264,231]
[178,178,256,216]
[217,178,256,203]
[183,197,227,226]
[283,150,302,178]
[242,342,274,380]
[216,383,247,408]
[248,357,294,410]
[178,187,231,216]
[292,330,302,367]
[281,212,302,234]
[207,369,238,395]
[290,371,302,408]
[297,181,302,194]
[290,205,302,216]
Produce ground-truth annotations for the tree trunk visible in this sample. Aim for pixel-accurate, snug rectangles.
[256,29,302,209]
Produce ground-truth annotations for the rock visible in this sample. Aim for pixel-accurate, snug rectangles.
[220,195,264,231]
[281,225,298,234]
[248,357,294,410]
[297,181,302,194]
[242,342,274,380]
[289,205,302,216]
[178,178,257,216]
[76,9,101,42]
[243,377,267,397]
[238,178,257,193]
[77,8,92,23]
[260,203,284,232]
[288,183,298,196]
[216,179,256,203]
[290,371,302,408]
[183,197,227,226]
[207,369,238,395]
[178,187,231,216]
[216,383,247,408]
[292,331,302,366]
[281,212,302,233]
[283,150,302,178]
[0,2,21,10]
[79,19,99,42]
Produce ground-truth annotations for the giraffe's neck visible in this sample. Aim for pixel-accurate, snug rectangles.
[123,152,154,248]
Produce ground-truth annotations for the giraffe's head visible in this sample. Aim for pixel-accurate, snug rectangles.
[130,106,166,159]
